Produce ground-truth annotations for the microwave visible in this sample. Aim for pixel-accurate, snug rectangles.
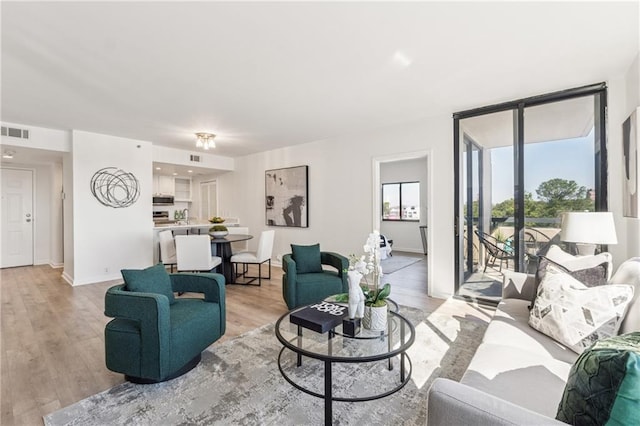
[152,195,174,205]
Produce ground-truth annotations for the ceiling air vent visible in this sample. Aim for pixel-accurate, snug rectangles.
[1,126,29,139]
[189,155,201,163]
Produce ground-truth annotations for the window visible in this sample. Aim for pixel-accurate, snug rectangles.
[382,182,420,221]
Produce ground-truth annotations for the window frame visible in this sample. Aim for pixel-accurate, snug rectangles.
[381,181,420,222]
[453,82,608,305]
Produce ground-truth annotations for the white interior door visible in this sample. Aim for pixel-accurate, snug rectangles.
[1,168,34,268]
[200,180,217,219]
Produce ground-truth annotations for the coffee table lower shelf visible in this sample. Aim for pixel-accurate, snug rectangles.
[277,345,413,401]
[274,308,415,426]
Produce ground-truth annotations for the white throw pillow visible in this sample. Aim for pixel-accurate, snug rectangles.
[529,264,634,354]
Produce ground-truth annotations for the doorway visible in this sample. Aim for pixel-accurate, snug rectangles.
[454,83,608,304]
[1,168,34,268]
[373,151,431,295]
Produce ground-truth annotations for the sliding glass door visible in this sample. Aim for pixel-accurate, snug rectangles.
[454,83,608,304]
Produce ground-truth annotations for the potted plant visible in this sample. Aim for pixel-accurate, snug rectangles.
[209,216,225,224]
[209,225,228,238]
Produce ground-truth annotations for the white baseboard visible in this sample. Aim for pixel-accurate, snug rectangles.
[393,247,426,255]
[61,271,74,286]
[49,262,64,269]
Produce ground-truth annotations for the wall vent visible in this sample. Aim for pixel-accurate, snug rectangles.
[1,126,29,139]
[189,155,201,163]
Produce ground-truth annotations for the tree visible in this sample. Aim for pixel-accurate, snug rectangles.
[536,178,587,203]
[535,178,593,217]
[489,179,594,222]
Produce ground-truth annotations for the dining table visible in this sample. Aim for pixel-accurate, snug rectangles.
[210,234,253,284]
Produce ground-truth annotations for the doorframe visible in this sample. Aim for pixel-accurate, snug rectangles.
[372,149,432,295]
[453,82,608,302]
[1,166,36,267]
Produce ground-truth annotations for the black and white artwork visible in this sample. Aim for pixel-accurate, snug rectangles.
[90,167,140,208]
[265,165,308,227]
[623,109,638,218]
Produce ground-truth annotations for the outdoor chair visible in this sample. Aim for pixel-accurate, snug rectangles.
[474,229,516,273]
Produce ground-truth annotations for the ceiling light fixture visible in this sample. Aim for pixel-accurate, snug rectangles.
[2,150,15,159]
[195,132,216,150]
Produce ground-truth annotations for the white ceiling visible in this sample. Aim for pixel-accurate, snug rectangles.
[2,2,638,158]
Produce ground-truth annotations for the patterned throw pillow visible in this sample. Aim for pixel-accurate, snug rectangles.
[529,264,634,354]
[556,332,640,425]
[530,250,611,310]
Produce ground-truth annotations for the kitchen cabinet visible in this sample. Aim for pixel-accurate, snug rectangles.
[153,175,175,196]
[174,177,192,202]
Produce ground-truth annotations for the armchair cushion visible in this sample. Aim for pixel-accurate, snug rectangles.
[291,243,323,273]
[121,263,176,305]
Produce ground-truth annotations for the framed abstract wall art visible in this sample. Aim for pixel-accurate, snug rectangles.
[623,109,638,218]
[265,165,308,227]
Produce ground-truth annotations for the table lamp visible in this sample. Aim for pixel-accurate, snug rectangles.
[560,212,618,256]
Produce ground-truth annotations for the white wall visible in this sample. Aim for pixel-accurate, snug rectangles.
[224,115,452,298]
[70,131,153,285]
[153,145,234,171]
[62,153,74,282]
[33,164,52,265]
[380,157,428,253]
[1,122,71,152]
[609,53,640,266]
[50,162,64,266]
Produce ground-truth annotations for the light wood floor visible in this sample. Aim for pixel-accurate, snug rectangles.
[1,255,493,425]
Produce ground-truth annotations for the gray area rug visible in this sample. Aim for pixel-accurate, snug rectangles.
[380,255,423,274]
[44,303,488,426]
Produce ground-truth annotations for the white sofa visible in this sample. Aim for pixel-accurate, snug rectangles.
[427,257,640,425]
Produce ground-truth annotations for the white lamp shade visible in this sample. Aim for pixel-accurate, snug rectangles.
[560,212,618,245]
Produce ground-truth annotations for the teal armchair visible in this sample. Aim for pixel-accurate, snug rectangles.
[282,251,348,309]
[105,272,225,383]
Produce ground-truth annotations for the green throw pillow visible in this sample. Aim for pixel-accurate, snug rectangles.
[121,263,176,305]
[556,332,640,425]
[291,244,323,274]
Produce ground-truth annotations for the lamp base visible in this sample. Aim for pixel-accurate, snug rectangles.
[575,243,597,256]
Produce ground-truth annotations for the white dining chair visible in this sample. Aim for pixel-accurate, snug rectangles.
[158,229,177,272]
[227,226,250,254]
[230,230,275,286]
[175,235,222,273]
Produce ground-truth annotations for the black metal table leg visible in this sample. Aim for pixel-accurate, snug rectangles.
[387,314,393,371]
[297,325,302,367]
[400,318,406,381]
[325,359,332,426]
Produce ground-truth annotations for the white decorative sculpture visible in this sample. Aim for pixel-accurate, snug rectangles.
[347,270,365,319]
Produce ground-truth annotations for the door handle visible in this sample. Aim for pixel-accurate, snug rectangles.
[26,219,31,222]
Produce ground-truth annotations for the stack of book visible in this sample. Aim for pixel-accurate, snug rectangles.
[289,301,348,333]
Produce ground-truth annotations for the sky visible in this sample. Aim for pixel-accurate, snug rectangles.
[490,134,595,203]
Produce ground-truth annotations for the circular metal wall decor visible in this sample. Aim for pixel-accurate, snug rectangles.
[90,167,140,208]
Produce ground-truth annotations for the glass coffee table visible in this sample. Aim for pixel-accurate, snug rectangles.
[274,302,415,426]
